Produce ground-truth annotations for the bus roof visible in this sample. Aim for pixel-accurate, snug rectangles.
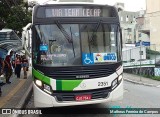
[40,1,112,7]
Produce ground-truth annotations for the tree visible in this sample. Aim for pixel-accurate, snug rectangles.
[0,20,6,30]
[0,0,31,36]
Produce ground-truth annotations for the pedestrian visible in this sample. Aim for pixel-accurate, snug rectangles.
[0,85,1,97]
[0,54,6,96]
[12,59,15,74]
[4,50,14,84]
[0,56,4,76]
[14,54,18,75]
[15,55,21,78]
[0,56,4,96]
[21,55,28,79]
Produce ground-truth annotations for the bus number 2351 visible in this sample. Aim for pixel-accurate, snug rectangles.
[98,82,108,86]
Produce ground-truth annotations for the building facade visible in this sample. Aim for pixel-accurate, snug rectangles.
[115,3,139,45]
[119,11,139,44]
[135,10,149,43]
[140,0,160,51]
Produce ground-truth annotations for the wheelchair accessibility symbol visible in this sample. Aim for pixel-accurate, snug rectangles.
[84,54,93,64]
[82,53,94,65]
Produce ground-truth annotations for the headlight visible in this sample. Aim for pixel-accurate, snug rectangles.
[112,74,123,90]
[118,74,123,83]
[35,79,42,87]
[112,79,118,89]
[44,84,52,94]
[34,78,52,95]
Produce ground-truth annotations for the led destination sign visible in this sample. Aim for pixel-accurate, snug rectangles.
[45,7,115,18]
[46,8,101,17]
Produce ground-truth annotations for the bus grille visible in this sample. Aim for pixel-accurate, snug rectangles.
[48,66,115,79]
[53,87,111,102]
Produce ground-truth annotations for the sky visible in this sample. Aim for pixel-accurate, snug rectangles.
[94,0,146,11]
[28,0,146,12]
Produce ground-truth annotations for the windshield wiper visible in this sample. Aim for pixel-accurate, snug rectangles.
[55,21,75,57]
[55,21,72,43]
[89,20,102,42]
[70,27,75,57]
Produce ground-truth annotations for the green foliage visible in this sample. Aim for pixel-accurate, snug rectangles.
[146,54,150,59]
[151,76,160,81]
[141,74,160,81]
[146,48,160,55]
[0,1,31,36]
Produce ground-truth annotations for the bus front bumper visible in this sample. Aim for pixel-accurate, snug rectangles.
[33,80,123,107]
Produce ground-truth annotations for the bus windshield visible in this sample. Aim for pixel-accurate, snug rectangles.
[32,23,121,66]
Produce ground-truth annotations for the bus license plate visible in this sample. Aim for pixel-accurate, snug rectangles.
[75,94,91,101]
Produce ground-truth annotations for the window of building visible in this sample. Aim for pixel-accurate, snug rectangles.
[121,17,123,21]
[126,15,129,22]
[133,16,136,21]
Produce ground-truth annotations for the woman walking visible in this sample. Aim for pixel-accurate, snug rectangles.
[21,55,28,79]
[15,55,21,78]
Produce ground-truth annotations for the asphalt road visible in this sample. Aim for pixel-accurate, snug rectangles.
[22,81,160,117]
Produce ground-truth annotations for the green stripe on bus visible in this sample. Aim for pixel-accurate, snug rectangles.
[56,80,82,91]
[56,80,62,90]
[32,68,50,85]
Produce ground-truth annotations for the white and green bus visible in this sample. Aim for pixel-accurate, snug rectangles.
[31,2,123,107]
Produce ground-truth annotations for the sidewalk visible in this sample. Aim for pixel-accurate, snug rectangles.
[123,73,160,87]
[0,67,32,116]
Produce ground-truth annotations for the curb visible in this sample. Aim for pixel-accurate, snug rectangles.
[9,83,33,117]
[124,78,160,88]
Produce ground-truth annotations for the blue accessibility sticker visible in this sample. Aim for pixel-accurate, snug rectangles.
[82,53,94,65]
[103,53,117,61]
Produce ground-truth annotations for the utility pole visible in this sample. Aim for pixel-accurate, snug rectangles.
[139,40,142,81]
[155,44,156,65]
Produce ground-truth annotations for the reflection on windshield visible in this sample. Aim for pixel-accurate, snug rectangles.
[32,23,120,66]
[55,21,76,57]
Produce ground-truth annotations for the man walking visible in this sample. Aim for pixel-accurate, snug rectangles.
[4,51,14,84]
